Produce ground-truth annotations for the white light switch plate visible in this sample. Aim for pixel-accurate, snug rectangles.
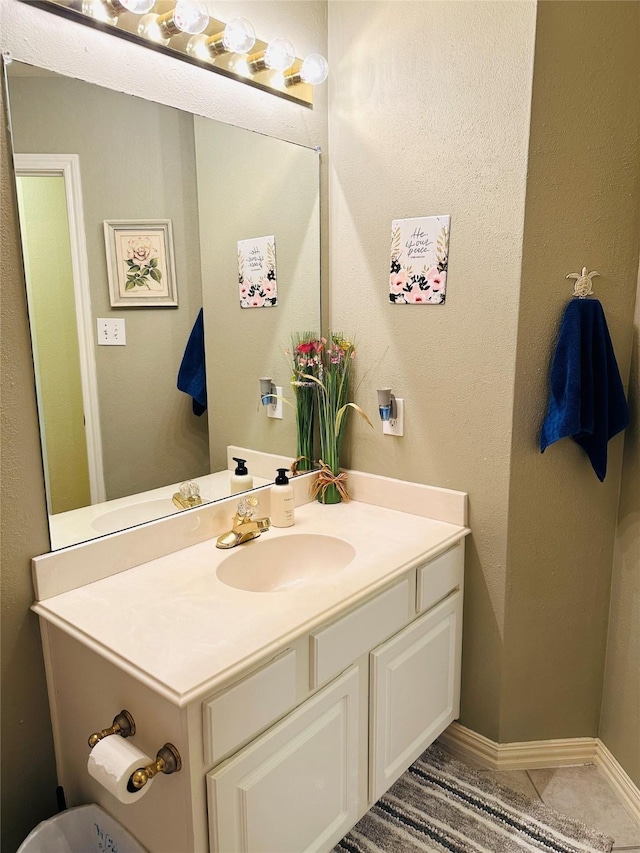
[382,398,404,436]
[97,318,126,346]
[267,386,283,419]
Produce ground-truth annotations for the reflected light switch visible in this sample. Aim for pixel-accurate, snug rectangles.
[97,318,126,346]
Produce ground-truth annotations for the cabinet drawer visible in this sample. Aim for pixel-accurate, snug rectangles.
[416,542,464,614]
[202,649,296,766]
[310,579,410,689]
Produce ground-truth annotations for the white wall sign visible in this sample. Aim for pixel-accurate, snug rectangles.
[237,235,277,308]
[389,216,450,304]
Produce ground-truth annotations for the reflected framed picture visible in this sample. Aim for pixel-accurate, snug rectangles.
[104,220,178,307]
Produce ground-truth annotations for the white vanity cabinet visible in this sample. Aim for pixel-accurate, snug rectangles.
[35,526,466,853]
[204,541,464,853]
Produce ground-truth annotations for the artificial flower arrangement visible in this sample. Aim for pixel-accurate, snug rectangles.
[287,333,372,503]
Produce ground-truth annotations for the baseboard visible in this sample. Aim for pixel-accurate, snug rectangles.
[439,722,597,770]
[595,740,640,826]
[439,722,640,825]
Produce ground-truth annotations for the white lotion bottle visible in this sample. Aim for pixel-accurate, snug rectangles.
[230,457,253,495]
[271,468,295,527]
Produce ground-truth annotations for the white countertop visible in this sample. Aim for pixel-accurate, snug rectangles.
[33,499,468,707]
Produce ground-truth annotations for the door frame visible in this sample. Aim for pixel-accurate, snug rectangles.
[15,153,106,505]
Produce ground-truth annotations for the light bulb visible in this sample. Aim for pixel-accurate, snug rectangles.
[173,0,208,35]
[138,12,169,43]
[299,53,328,85]
[222,17,255,53]
[139,0,207,44]
[263,38,295,72]
[117,0,155,12]
[82,0,118,23]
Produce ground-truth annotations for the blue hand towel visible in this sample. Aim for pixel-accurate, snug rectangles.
[540,298,629,481]
[177,308,207,416]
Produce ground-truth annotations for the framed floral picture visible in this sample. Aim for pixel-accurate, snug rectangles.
[237,235,277,308]
[389,215,450,304]
[104,220,178,307]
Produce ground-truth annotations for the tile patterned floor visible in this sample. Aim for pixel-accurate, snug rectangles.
[437,741,640,851]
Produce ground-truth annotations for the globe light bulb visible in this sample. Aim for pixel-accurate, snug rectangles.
[222,17,255,54]
[139,0,207,44]
[82,0,118,23]
[118,0,155,12]
[173,0,208,34]
[299,53,328,85]
[138,12,169,43]
[263,38,295,72]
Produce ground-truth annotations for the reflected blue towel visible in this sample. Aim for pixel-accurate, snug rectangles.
[540,298,629,481]
[177,308,207,416]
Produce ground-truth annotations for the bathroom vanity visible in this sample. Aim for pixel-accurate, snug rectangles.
[32,472,469,853]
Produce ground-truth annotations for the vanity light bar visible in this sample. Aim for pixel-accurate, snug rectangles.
[21,0,327,108]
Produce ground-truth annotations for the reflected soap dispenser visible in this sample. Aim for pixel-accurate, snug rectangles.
[271,468,295,528]
[230,457,253,495]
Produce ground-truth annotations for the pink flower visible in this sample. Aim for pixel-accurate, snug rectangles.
[240,284,249,298]
[127,236,153,264]
[249,294,265,307]
[427,268,446,292]
[390,270,409,294]
[405,289,430,304]
[262,281,275,297]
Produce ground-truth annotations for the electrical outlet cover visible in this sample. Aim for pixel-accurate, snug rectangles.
[382,398,404,436]
[267,385,283,419]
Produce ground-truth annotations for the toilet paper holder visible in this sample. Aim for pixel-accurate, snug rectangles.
[128,743,182,791]
[88,711,182,791]
[88,709,136,748]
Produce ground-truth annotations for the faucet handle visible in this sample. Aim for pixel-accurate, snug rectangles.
[179,481,200,500]
[236,496,259,519]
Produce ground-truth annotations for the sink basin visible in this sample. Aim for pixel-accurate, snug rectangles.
[216,533,356,593]
[91,499,181,533]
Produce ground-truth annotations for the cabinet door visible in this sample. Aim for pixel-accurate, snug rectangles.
[370,591,462,802]
[207,667,359,853]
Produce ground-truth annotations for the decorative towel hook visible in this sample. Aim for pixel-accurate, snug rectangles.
[567,267,599,298]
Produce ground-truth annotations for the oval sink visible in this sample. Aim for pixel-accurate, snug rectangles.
[216,533,356,593]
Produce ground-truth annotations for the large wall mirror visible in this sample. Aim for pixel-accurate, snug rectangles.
[5,59,321,551]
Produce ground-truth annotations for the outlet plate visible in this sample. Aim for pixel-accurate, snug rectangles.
[97,318,126,346]
[267,386,283,419]
[382,398,404,436]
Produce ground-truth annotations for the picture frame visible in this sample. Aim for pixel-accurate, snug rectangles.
[103,220,178,307]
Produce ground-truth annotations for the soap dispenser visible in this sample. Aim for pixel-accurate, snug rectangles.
[271,468,295,528]
[230,457,253,495]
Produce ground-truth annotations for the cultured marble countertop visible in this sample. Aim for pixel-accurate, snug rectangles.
[33,499,469,707]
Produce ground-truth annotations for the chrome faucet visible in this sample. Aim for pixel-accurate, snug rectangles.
[216,497,271,549]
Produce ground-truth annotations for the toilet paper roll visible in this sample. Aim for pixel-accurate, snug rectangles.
[88,737,154,804]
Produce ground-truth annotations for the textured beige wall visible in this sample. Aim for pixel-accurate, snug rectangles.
[194,118,321,473]
[16,175,91,513]
[9,74,210,502]
[502,1,640,744]
[1,85,58,852]
[328,0,538,740]
[600,266,640,787]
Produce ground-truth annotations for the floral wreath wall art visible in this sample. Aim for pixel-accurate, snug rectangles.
[238,235,277,308]
[103,220,178,307]
[389,215,450,304]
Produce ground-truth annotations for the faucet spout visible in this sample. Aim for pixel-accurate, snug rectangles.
[216,498,271,549]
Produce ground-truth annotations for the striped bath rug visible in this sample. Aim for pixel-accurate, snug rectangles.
[335,745,614,853]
